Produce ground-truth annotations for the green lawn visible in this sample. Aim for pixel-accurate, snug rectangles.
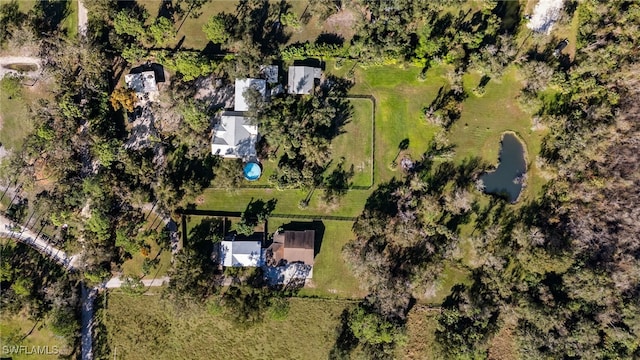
[0,314,73,360]
[198,187,371,217]
[328,97,374,188]
[104,292,351,360]
[61,0,78,40]
[0,81,35,151]
[331,61,450,183]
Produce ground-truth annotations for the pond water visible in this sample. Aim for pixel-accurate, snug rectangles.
[481,132,526,203]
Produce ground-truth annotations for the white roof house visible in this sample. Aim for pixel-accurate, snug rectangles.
[211,112,258,159]
[288,66,321,95]
[125,71,159,102]
[234,78,267,112]
[125,71,158,93]
[219,240,263,267]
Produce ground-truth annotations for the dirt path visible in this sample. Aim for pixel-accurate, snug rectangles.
[103,276,171,288]
[78,0,88,37]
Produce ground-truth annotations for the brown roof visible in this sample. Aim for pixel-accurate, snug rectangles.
[269,230,315,265]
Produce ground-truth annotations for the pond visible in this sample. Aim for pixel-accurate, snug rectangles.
[481,132,527,203]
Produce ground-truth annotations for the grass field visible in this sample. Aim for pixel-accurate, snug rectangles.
[104,292,352,360]
[328,97,374,188]
[449,66,548,203]
[198,187,371,217]
[332,61,450,184]
[0,314,72,360]
[0,79,50,151]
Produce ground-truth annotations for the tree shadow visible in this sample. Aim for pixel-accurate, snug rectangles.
[493,1,521,34]
[363,179,403,217]
[329,308,359,359]
[32,0,71,35]
[323,159,354,201]
[243,198,278,222]
[316,32,344,46]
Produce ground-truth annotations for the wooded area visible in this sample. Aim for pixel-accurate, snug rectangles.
[1,0,638,358]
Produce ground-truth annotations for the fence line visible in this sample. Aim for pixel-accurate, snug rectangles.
[178,209,356,222]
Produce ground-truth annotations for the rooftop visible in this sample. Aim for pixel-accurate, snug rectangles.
[287,66,321,95]
[234,78,267,112]
[270,230,315,266]
[220,240,263,267]
[211,112,258,159]
[125,71,158,94]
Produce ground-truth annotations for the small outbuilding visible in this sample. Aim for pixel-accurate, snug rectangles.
[287,66,321,95]
[234,78,267,112]
[219,239,263,267]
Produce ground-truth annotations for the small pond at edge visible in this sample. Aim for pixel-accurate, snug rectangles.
[481,132,526,203]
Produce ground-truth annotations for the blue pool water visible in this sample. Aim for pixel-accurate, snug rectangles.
[243,162,262,181]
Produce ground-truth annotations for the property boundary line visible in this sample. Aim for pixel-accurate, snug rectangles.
[207,95,376,191]
[178,209,356,222]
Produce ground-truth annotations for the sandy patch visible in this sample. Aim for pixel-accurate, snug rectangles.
[323,9,358,41]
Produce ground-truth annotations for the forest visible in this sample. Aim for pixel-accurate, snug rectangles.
[0,0,638,359]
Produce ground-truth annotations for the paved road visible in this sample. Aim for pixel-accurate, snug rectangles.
[78,0,88,37]
[81,284,96,360]
[0,213,79,270]
[0,56,41,80]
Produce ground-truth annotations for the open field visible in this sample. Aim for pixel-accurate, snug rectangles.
[0,79,41,151]
[104,292,351,360]
[0,314,72,360]
[104,290,442,360]
[332,61,449,184]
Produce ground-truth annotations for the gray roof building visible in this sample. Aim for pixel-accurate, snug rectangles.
[287,66,321,95]
[211,111,258,159]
